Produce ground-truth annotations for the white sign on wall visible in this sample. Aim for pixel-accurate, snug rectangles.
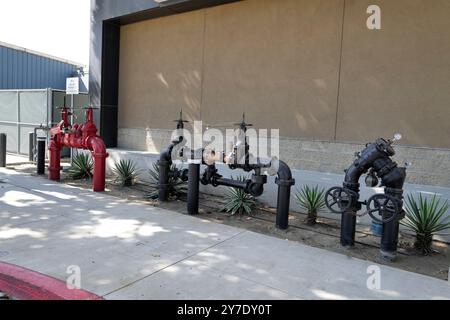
[66,77,79,95]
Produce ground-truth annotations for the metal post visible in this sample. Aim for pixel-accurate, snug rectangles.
[37,137,46,175]
[70,94,74,165]
[0,133,6,167]
[187,161,200,215]
[28,132,36,162]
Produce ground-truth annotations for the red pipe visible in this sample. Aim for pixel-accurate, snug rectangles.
[0,262,102,300]
[48,107,108,192]
[88,136,108,192]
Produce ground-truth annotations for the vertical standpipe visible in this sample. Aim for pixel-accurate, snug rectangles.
[37,137,46,175]
[0,133,6,167]
[187,160,201,215]
[275,160,295,230]
[340,182,360,247]
[379,167,407,259]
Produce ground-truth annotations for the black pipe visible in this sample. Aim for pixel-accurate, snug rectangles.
[340,182,360,247]
[340,141,390,246]
[37,137,46,175]
[158,137,183,201]
[380,168,406,259]
[187,162,200,215]
[0,133,6,168]
[275,160,295,230]
[215,177,248,190]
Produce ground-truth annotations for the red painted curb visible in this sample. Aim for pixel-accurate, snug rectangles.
[0,262,103,300]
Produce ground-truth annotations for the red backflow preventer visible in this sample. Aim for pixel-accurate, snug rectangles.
[0,262,102,300]
[48,106,108,192]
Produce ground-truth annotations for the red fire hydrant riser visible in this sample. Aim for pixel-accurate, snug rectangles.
[47,107,108,192]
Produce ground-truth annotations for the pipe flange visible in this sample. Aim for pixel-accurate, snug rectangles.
[157,159,171,167]
[343,182,360,191]
[377,162,398,177]
[275,177,295,187]
[252,174,267,185]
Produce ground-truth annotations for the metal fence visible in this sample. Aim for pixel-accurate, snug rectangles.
[0,88,88,156]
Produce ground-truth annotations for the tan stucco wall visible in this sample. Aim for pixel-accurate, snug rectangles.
[201,0,343,139]
[118,0,450,149]
[337,0,450,148]
[118,9,204,129]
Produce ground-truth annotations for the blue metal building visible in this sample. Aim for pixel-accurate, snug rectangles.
[0,41,86,91]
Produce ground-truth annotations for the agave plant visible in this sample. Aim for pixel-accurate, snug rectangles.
[401,193,450,255]
[67,153,93,180]
[295,185,326,225]
[221,176,257,216]
[113,159,139,187]
[147,163,187,199]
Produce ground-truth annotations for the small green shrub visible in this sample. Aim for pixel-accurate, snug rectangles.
[67,153,93,180]
[221,176,257,216]
[147,163,187,199]
[401,193,450,255]
[295,185,326,225]
[113,159,139,187]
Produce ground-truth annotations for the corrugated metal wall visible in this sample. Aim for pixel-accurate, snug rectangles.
[0,44,85,91]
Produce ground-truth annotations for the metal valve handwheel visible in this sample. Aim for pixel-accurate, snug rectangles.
[366,194,399,224]
[325,187,357,214]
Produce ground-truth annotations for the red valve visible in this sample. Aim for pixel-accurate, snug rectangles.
[48,107,108,192]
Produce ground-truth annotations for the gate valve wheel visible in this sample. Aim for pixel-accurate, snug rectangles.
[325,187,357,214]
[365,194,399,224]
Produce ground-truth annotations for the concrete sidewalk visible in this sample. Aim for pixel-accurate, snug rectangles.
[0,168,449,300]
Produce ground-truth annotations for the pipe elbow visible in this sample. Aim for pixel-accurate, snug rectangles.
[382,167,406,189]
[160,136,183,163]
[277,160,292,180]
[160,148,172,163]
[344,164,365,184]
[276,160,295,187]
[88,136,108,158]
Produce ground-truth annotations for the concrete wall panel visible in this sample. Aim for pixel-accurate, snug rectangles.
[118,9,204,130]
[202,0,343,139]
[337,0,450,148]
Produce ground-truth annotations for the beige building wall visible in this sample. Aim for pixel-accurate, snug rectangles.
[337,0,450,148]
[118,9,204,130]
[118,0,450,186]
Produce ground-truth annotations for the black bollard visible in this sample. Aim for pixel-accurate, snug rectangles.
[29,132,36,162]
[0,133,6,167]
[37,137,46,175]
[187,161,200,215]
